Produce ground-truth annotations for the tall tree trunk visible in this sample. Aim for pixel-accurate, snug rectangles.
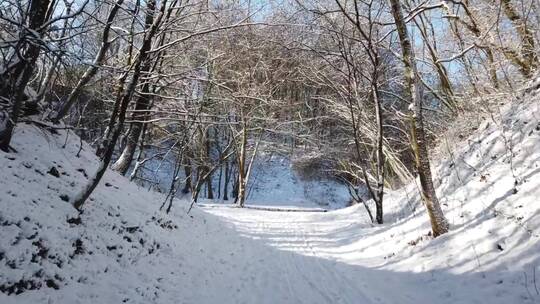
[217,162,223,199]
[333,0,387,223]
[389,0,449,237]
[232,173,239,201]
[182,158,192,194]
[372,83,385,224]
[346,86,383,224]
[236,124,247,207]
[206,171,214,199]
[223,159,230,200]
[205,128,213,199]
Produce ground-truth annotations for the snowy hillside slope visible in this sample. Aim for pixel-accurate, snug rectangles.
[0,83,539,304]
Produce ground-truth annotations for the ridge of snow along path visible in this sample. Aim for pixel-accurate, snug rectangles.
[1,91,540,303]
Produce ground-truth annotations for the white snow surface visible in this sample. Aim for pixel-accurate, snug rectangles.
[237,156,350,209]
[1,92,540,303]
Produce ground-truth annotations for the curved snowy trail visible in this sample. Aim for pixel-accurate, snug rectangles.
[198,205,440,304]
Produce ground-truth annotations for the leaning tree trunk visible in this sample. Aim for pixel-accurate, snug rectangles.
[111,0,178,174]
[389,0,449,237]
[0,0,54,152]
[73,0,166,210]
[111,73,152,174]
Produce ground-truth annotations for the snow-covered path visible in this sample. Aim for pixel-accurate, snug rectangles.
[199,205,407,304]
[199,204,534,304]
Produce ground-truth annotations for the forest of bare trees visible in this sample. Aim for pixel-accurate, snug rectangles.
[1,0,539,237]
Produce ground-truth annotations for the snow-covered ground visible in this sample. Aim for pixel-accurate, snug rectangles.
[238,156,350,209]
[1,87,539,303]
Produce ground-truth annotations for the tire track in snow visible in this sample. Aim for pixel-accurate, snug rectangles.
[259,219,297,303]
[293,218,372,304]
[257,211,362,304]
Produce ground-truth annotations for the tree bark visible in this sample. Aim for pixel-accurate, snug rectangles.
[389,0,449,237]
[111,71,152,175]
[372,83,385,224]
[205,128,214,199]
[223,159,230,200]
[111,0,179,173]
[235,123,247,207]
[182,158,192,194]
